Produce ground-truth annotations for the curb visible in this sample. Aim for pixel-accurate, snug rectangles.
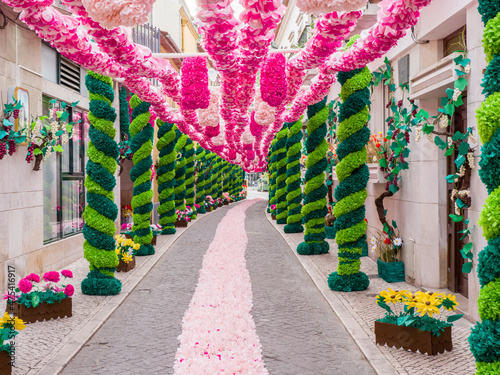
[265,213,398,375]
[36,206,226,375]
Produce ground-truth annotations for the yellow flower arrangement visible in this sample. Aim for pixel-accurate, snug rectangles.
[114,235,140,265]
[376,288,462,336]
[0,312,25,331]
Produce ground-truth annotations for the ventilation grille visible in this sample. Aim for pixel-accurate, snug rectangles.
[60,56,81,93]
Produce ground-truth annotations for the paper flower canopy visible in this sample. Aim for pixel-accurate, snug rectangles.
[296,0,368,14]
[81,0,156,29]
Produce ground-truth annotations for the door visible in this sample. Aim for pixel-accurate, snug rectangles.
[446,95,468,297]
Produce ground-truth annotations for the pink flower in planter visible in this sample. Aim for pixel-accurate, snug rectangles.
[2,292,17,302]
[25,273,40,283]
[18,279,32,294]
[64,285,74,297]
[43,271,60,283]
[194,204,200,209]
[121,223,128,230]
[61,270,73,278]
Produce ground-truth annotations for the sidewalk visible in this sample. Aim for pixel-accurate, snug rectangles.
[266,213,476,375]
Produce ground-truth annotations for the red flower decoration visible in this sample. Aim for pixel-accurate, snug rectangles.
[64,284,74,297]
[61,269,73,278]
[18,278,32,294]
[43,271,60,283]
[25,273,40,283]
[384,238,392,244]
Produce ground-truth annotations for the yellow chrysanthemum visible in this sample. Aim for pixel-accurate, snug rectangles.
[0,312,25,331]
[124,239,133,247]
[379,288,407,304]
[133,243,140,251]
[115,247,121,254]
[414,293,441,317]
[122,253,133,264]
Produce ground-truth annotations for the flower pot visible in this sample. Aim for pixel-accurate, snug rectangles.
[218,203,223,207]
[207,207,213,212]
[325,226,337,240]
[124,233,157,245]
[223,202,229,206]
[151,235,157,246]
[116,257,136,272]
[7,298,72,324]
[272,215,276,220]
[374,321,452,355]
[0,351,12,375]
[174,219,188,228]
[377,259,405,283]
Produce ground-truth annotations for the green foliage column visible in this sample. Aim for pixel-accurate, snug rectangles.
[156,120,177,235]
[119,87,130,140]
[469,3,500,373]
[275,124,289,224]
[297,98,330,255]
[284,119,304,233]
[328,67,371,292]
[195,145,207,214]
[129,95,155,256]
[185,139,196,217]
[213,156,223,200]
[174,131,188,212]
[269,139,279,213]
[205,152,215,199]
[81,71,121,295]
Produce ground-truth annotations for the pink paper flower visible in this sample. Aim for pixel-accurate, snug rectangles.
[25,273,41,283]
[64,284,75,297]
[18,278,33,294]
[61,269,73,278]
[43,271,60,283]
[181,57,210,110]
[260,53,287,107]
[81,0,156,29]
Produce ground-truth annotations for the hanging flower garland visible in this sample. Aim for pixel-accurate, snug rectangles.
[260,53,287,107]
[296,0,367,14]
[80,0,155,29]
[180,57,210,110]
[184,139,196,219]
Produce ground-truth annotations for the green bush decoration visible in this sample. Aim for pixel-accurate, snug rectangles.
[156,120,177,235]
[297,97,330,255]
[129,96,155,256]
[119,87,130,140]
[275,123,289,224]
[328,65,371,292]
[284,119,304,233]
[268,138,278,213]
[471,4,500,371]
[204,152,215,199]
[213,156,223,200]
[195,145,207,214]
[81,71,121,296]
[174,131,188,213]
[184,138,196,217]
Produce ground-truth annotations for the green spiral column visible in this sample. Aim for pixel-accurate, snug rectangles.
[129,95,155,256]
[174,131,188,213]
[213,156,223,200]
[119,87,130,140]
[205,152,215,200]
[195,145,207,214]
[269,139,279,214]
[81,71,121,295]
[469,3,500,373]
[275,124,289,224]
[297,98,330,255]
[185,139,196,217]
[156,120,177,235]
[284,118,304,233]
[327,66,371,292]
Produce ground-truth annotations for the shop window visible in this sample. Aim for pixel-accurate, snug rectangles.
[443,27,466,58]
[42,95,90,243]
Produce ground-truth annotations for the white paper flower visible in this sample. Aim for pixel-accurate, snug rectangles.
[370,237,376,244]
[393,237,402,247]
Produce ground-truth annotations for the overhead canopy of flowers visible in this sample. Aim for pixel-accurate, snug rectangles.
[2,0,431,171]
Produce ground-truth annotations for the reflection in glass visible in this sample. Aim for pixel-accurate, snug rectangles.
[62,180,84,236]
[43,154,59,242]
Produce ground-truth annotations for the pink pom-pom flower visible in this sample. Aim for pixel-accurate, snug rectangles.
[181,57,210,110]
[25,273,41,283]
[250,111,263,137]
[205,123,220,138]
[260,54,287,107]
[61,270,73,278]
[18,278,33,294]
[81,0,156,29]
[64,284,75,297]
[43,271,60,283]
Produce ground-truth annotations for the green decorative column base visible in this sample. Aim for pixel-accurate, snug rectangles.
[297,241,330,255]
[327,272,369,292]
[82,270,122,296]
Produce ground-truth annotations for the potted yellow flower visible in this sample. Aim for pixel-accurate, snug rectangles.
[374,288,462,355]
[115,235,140,272]
[0,312,25,374]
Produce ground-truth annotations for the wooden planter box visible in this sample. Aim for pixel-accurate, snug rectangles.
[375,321,452,355]
[124,233,157,245]
[174,219,188,228]
[223,202,229,206]
[116,257,136,272]
[377,259,405,283]
[0,351,11,375]
[218,203,223,207]
[207,207,213,212]
[7,298,72,324]
[272,215,276,220]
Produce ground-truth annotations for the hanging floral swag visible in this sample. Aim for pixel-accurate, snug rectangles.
[1,100,27,160]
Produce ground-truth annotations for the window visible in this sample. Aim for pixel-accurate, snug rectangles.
[41,43,89,97]
[443,27,466,58]
[42,95,90,243]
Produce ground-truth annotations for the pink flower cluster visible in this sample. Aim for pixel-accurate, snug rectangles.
[198,88,220,128]
[181,57,210,110]
[14,270,74,297]
[173,200,265,374]
[81,0,156,29]
[260,53,287,107]
[296,0,367,14]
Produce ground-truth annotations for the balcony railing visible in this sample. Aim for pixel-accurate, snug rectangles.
[132,23,161,86]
